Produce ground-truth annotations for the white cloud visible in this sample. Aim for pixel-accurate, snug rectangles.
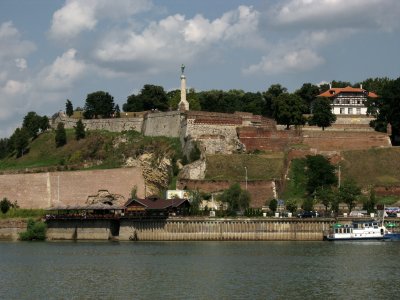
[93,5,263,75]
[0,22,36,60]
[37,49,87,91]
[15,58,27,70]
[244,48,324,74]
[49,0,152,40]
[270,0,400,31]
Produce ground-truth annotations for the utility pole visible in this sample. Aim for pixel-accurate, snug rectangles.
[244,166,248,190]
[338,165,341,188]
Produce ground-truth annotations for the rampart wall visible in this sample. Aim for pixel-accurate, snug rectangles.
[302,131,391,151]
[0,168,144,209]
[177,179,275,208]
[237,128,302,151]
[143,111,183,138]
[52,113,143,132]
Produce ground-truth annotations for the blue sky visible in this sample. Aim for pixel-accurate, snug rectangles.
[1,0,400,137]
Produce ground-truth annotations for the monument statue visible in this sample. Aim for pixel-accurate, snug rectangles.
[179,64,189,111]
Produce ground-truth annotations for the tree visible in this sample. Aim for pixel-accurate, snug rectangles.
[273,93,307,129]
[124,85,168,112]
[309,98,336,130]
[369,77,400,143]
[316,186,335,213]
[338,180,361,212]
[305,155,337,194]
[0,138,10,159]
[218,183,250,212]
[295,83,320,113]
[66,99,74,117]
[285,199,298,213]
[263,84,287,117]
[74,119,85,140]
[269,198,278,213]
[22,111,42,139]
[83,91,115,119]
[363,186,377,214]
[12,128,30,157]
[39,116,49,133]
[0,197,11,214]
[55,122,67,147]
[114,104,121,118]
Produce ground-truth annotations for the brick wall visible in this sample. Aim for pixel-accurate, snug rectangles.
[237,127,302,151]
[302,131,391,151]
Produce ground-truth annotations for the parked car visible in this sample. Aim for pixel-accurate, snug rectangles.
[297,211,317,218]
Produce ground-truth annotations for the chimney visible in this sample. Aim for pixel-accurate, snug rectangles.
[329,82,332,89]
[360,83,363,90]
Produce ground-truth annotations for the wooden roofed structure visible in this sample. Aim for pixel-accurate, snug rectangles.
[124,195,190,217]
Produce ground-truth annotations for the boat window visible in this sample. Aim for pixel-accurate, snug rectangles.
[354,224,358,229]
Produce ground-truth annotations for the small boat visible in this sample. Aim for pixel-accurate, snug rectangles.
[383,222,400,241]
[324,220,388,241]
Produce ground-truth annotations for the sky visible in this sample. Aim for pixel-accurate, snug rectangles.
[1,0,400,138]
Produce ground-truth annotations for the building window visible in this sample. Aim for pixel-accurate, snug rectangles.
[340,108,345,114]
[356,108,361,114]
[348,108,353,114]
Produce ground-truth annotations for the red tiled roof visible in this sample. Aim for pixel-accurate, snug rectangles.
[318,86,378,98]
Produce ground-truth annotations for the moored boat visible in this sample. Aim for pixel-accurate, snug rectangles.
[383,222,400,241]
[324,220,388,241]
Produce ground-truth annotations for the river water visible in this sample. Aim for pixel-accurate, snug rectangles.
[1,241,399,299]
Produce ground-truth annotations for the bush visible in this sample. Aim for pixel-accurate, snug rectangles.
[19,218,47,241]
[0,197,11,214]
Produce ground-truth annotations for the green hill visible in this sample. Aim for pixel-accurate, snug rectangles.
[341,147,400,186]
[205,152,284,181]
[0,129,182,172]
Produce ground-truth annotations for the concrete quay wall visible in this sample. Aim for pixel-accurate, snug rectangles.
[119,219,332,241]
[46,219,118,240]
[45,218,334,241]
[0,219,27,241]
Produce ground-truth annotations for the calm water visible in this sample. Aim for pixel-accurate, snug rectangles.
[1,241,400,300]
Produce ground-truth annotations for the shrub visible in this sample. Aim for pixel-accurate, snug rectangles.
[0,197,11,214]
[19,218,47,241]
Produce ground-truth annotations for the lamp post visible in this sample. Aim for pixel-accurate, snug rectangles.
[244,166,248,191]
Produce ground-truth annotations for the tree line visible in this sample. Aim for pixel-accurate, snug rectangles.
[70,77,398,139]
[1,76,399,159]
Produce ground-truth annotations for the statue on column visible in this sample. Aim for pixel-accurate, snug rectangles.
[179,64,189,111]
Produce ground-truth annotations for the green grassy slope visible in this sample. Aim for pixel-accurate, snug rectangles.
[0,129,182,172]
[205,152,284,181]
[341,147,400,186]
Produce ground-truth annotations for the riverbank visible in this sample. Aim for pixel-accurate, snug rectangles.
[5,217,399,241]
[0,219,27,241]
[45,217,335,241]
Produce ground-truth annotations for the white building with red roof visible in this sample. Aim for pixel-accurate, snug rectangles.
[318,85,378,115]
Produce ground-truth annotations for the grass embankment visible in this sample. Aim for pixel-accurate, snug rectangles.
[282,148,400,205]
[0,129,183,172]
[205,152,284,181]
[341,147,400,187]
[0,209,46,219]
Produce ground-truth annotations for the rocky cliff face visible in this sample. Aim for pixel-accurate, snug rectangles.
[125,153,172,196]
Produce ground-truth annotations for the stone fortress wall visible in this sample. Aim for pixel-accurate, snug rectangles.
[52,111,390,154]
[0,168,145,209]
[5,110,387,209]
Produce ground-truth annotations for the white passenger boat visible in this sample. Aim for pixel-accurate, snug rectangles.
[324,220,388,241]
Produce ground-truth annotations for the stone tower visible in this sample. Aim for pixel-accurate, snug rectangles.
[178,64,189,111]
